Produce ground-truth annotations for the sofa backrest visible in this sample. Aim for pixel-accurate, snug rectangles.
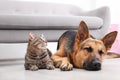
[0,1,82,16]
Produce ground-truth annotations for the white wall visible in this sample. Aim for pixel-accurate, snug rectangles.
[95,0,120,24]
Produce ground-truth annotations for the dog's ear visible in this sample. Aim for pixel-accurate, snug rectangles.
[76,21,90,42]
[101,31,117,50]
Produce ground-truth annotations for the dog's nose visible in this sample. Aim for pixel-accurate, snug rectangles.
[92,60,101,70]
[83,59,101,71]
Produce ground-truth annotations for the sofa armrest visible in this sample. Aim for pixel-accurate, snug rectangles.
[79,6,110,39]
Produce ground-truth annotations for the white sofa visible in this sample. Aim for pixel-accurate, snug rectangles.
[0,0,110,43]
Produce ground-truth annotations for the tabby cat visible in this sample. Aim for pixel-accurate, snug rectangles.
[24,33,55,71]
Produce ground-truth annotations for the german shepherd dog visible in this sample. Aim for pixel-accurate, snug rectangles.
[51,21,119,71]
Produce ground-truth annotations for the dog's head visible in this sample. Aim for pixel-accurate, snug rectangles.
[75,21,117,71]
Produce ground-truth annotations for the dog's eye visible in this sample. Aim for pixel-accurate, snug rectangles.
[84,47,93,53]
[99,50,104,55]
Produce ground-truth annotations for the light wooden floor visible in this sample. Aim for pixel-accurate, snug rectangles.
[0,43,120,80]
[0,58,120,80]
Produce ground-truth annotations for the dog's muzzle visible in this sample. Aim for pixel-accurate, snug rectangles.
[83,58,101,71]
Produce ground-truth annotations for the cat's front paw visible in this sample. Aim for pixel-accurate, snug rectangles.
[46,64,55,70]
[30,65,39,71]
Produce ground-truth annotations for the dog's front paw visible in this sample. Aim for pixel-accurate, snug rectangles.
[60,62,73,71]
[54,61,62,68]
[46,64,55,70]
[30,65,39,71]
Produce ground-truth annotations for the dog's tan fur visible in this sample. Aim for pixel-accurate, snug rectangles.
[51,21,118,71]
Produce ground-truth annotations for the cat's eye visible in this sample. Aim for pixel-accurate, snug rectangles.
[41,44,45,47]
[37,43,46,48]
[37,44,41,48]
[84,47,93,53]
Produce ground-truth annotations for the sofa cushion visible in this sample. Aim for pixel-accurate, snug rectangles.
[0,15,103,30]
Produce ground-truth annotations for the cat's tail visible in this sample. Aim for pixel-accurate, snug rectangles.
[106,52,120,59]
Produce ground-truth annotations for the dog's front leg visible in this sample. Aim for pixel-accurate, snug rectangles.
[51,53,73,71]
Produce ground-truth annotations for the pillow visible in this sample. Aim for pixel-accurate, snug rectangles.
[108,24,120,54]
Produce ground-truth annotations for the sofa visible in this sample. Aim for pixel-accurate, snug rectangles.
[0,0,110,43]
[1,1,120,80]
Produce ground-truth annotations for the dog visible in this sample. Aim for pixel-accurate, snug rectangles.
[51,21,119,71]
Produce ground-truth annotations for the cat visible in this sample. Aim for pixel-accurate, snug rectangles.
[24,32,55,71]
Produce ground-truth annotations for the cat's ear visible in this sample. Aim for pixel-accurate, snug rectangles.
[40,33,47,43]
[28,32,35,41]
[40,34,44,38]
[40,34,44,39]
